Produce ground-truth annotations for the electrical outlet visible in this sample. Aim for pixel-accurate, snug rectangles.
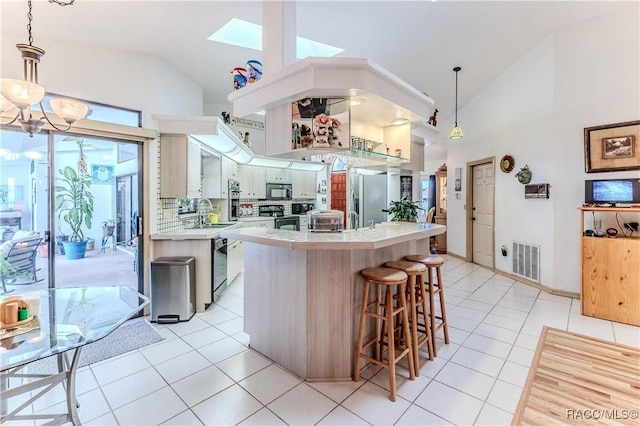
[623,222,639,232]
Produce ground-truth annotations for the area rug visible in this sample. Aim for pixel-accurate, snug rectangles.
[26,317,163,373]
[513,326,640,425]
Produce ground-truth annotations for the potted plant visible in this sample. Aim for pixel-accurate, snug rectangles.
[102,218,117,237]
[382,197,425,222]
[55,139,94,259]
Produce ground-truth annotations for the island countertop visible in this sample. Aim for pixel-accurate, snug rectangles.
[221,222,445,250]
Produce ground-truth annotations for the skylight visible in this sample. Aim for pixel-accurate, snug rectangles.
[208,18,344,59]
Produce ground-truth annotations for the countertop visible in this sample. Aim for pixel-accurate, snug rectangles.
[150,223,243,240]
[221,222,445,250]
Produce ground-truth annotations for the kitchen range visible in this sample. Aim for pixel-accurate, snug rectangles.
[259,205,300,231]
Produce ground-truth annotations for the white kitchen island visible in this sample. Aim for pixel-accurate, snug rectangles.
[221,222,445,381]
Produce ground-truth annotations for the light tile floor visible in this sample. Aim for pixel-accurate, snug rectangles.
[8,256,640,425]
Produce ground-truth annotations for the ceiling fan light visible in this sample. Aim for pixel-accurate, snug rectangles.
[449,124,464,139]
[0,79,45,110]
[50,97,89,123]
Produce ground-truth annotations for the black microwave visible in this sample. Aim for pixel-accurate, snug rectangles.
[266,183,292,200]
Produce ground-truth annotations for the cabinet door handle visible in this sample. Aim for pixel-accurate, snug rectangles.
[585,254,591,259]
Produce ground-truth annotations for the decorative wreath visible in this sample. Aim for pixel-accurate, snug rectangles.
[500,155,515,173]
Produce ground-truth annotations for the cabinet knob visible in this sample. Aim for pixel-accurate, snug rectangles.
[618,301,623,305]
[585,254,592,259]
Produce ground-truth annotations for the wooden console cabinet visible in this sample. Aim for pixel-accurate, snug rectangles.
[579,207,640,326]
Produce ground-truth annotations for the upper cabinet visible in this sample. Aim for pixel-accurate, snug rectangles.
[239,165,266,199]
[291,171,317,199]
[265,168,291,183]
[160,135,201,198]
[228,58,436,162]
[223,156,239,181]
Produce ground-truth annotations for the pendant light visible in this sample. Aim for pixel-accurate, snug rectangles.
[0,0,88,137]
[449,66,463,139]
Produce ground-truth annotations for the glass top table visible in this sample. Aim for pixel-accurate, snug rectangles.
[1,286,149,425]
[1,286,149,371]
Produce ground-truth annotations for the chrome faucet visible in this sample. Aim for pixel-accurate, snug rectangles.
[348,211,359,230]
[197,198,213,228]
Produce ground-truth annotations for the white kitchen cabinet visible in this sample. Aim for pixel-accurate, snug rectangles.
[291,171,317,199]
[227,239,244,284]
[160,135,201,198]
[265,168,291,183]
[222,156,238,181]
[300,216,308,231]
[239,166,266,199]
[202,155,223,199]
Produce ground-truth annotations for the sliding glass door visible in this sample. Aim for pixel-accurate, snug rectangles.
[0,128,143,294]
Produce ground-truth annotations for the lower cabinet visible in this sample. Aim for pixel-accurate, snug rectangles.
[227,239,244,284]
[581,236,640,326]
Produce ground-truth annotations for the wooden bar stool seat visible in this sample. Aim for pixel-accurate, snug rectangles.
[354,267,415,401]
[385,260,434,373]
[405,255,449,356]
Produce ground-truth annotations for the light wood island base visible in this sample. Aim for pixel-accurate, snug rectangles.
[223,223,445,381]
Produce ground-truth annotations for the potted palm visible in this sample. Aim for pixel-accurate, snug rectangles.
[382,197,424,222]
[55,139,94,259]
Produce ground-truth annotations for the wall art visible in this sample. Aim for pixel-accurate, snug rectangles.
[584,120,640,173]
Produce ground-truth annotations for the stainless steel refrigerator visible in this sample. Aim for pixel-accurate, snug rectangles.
[349,173,388,227]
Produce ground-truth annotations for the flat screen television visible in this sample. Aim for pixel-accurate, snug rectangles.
[585,178,640,205]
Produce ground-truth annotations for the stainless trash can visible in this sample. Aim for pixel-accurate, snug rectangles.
[150,256,196,323]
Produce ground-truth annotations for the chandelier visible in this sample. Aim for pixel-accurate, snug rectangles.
[0,0,88,137]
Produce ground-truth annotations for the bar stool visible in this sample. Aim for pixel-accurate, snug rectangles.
[354,267,415,401]
[405,255,449,356]
[385,260,434,374]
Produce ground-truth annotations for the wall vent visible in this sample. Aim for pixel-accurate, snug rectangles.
[512,241,540,283]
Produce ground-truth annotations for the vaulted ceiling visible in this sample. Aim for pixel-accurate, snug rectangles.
[0,1,633,123]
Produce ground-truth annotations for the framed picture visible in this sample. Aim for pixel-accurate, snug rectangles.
[584,120,640,173]
[454,167,462,192]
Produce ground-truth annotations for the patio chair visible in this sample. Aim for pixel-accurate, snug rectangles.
[1,233,43,294]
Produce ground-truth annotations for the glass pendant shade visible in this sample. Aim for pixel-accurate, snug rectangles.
[0,79,45,110]
[0,94,17,113]
[50,98,89,123]
[449,124,464,139]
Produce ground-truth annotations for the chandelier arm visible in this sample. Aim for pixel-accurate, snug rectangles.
[38,101,72,132]
[0,110,21,126]
[48,0,75,5]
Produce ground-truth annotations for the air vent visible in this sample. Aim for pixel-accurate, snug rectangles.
[512,241,540,283]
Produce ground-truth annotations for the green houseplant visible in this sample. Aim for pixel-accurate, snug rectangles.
[382,197,425,222]
[55,139,94,259]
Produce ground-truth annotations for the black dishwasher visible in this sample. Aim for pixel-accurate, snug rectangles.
[212,237,228,302]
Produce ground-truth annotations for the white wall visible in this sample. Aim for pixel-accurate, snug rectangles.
[1,34,204,125]
[427,5,640,293]
[552,7,640,292]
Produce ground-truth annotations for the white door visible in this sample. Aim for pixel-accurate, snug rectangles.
[472,162,494,268]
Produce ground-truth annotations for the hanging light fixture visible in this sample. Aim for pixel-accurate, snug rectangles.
[449,66,463,140]
[0,0,88,137]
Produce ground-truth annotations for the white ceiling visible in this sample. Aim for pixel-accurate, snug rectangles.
[0,0,634,124]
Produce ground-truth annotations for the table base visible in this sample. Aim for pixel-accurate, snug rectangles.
[1,347,82,425]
